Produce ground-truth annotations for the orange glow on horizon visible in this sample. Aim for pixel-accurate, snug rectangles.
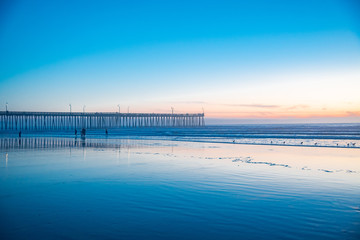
[204,110,360,119]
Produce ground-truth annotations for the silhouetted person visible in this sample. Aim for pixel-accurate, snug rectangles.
[18,131,21,138]
[105,129,108,135]
[81,128,86,138]
[75,129,77,136]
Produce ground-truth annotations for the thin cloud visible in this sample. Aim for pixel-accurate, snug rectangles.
[286,105,309,110]
[221,104,280,108]
[168,101,207,104]
[346,111,360,117]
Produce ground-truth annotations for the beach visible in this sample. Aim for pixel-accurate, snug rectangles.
[1,136,359,239]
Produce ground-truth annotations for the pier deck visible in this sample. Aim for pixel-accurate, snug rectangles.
[0,111,205,130]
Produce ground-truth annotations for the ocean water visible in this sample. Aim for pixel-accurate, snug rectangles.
[0,136,359,239]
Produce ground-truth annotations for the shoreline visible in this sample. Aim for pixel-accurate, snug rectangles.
[0,133,359,150]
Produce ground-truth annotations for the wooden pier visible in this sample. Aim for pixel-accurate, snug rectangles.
[0,111,205,130]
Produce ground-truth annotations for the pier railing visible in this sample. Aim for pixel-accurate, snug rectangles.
[0,111,205,130]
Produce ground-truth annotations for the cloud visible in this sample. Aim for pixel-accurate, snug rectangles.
[168,101,207,104]
[286,105,309,110]
[346,111,360,117]
[221,103,280,108]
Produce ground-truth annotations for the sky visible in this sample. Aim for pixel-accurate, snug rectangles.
[0,0,359,123]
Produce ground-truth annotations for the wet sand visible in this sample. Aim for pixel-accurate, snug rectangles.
[0,137,359,239]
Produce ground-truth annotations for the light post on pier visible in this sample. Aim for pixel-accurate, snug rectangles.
[82,105,86,128]
[69,104,72,129]
[202,107,205,126]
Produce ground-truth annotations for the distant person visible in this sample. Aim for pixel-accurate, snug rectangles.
[75,129,77,136]
[19,131,21,138]
[81,128,86,138]
[105,129,108,135]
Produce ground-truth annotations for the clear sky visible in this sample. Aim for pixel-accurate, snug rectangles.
[1,0,359,123]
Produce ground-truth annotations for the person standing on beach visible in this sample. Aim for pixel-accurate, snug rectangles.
[81,128,86,138]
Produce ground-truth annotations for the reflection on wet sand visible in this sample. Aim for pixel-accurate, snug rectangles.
[0,137,156,150]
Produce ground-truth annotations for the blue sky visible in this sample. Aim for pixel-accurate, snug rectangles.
[0,0,359,122]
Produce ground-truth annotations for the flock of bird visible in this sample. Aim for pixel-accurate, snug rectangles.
[233,140,357,147]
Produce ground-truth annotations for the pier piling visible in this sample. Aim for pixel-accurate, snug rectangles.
[0,111,205,130]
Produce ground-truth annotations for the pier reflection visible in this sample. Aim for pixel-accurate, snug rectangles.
[0,137,153,150]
